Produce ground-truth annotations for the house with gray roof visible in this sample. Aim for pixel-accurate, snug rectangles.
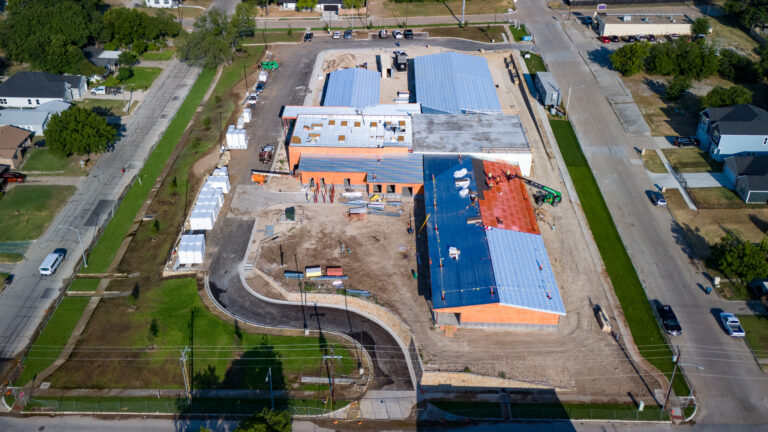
[0,100,71,135]
[724,155,768,204]
[696,104,768,161]
[83,47,122,71]
[0,72,87,108]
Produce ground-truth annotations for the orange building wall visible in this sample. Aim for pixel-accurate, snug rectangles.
[288,146,411,170]
[435,302,560,326]
[300,171,423,195]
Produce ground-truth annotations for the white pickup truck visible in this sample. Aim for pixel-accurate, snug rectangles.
[720,313,745,337]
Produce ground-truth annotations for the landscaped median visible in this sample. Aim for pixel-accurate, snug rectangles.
[548,119,690,397]
[81,67,217,274]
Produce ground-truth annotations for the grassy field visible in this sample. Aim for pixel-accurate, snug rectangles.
[376,0,514,17]
[641,150,667,173]
[549,119,688,396]
[81,68,217,273]
[27,396,346,415]
[243,31,304,44]
[142,49,175,61]
[0,186,76,242]
[17,297,90,385]
[739,315,768,358]
[68,278,101,292]
[22,149,88,176]
[509,24,530,41]
[0,252,24,263]
[75,99,130,117]
[523,51,546,74]
[102,67,163,91]
[710,15,762,59]
[49,278,357,389]
[687,187,765,210]
[662,148,723,173]
[715,280,753,301]
[426,25,506,42]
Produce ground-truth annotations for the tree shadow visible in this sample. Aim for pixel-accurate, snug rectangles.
[643,77,666,97]
[670,221,709,260]
[413,195,432,301]
[749,213,768,234]
[585,46,614,70]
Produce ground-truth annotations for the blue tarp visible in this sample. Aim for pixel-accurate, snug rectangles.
[413,52,502,114]
[323,68,380,109]
[423,155,498,309]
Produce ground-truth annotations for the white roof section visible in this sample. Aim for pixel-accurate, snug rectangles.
[282,104,422,119]
[290,114,412,148]
[98,50,122,60]
[35,100,71,114]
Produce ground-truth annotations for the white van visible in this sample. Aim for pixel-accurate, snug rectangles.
[39,249,66,276]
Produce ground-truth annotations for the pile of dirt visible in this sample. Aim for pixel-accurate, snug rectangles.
[323,53,359,73]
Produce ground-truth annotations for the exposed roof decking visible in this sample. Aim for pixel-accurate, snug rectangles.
[476,160,539,234]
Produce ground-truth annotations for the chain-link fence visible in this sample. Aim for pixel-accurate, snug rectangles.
[26,397,345,417]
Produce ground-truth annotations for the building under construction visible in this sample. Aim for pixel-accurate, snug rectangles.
[423,155,565,329]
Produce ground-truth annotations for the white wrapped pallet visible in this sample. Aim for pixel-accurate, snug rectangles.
[226,125,237,148]
[195,197,222,217]
[199,187,224,208]
[236,117,245,130]
[205,176,231,194]
[189,208,215,230]
[242,108,251,123]
[213,167,228,177]
[239,129,248,149]
[178,234,205,265]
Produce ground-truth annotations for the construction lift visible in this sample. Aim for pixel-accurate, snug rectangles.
[509,174,562,207]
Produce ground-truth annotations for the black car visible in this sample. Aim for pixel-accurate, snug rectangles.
[673,136,699,147]
[657,304,682,336]
[610,35,620,42]
[404,29,414,39]
[303,32,313,42]
[647,34,656,42]
[255,82,265,94]
[624,35,637,43]
[650,191,667,207]
[343,29,353,39]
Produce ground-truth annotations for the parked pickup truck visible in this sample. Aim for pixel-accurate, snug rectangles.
[720,312,745,337]
[105,86,123,95]
[259,146,274,163]
[1,171,26,183]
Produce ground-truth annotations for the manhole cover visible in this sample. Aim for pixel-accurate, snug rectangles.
[160,114,168,119]
[172,96,180,101]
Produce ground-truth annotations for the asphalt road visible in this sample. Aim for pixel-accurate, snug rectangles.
[516,0,768,425]
[0,60,201,360]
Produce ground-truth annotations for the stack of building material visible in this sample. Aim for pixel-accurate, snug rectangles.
[326,266,343,276]
[178,234,205,265]
[241,108,251,123]
[189,196,221,230]
[204,174,231,194]
[305,266,322,277]
[225,125,248,149]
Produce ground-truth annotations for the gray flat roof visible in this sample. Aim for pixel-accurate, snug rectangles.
[411,114,530,154]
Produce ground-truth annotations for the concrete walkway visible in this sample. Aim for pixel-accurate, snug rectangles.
[21,176,85,186]
[654,149,697,210]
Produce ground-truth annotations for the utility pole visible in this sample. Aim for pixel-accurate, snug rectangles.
[323,349,342,412]
[461,0,466,26]
[243,66,249,93]
[180,346,191,405]
[266,367,274,410]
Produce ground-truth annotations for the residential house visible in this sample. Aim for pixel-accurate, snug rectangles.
[0,100,71,136]
[144,0,179,8]
[696,104,768,161]
[278,0,343,11]
[0,126,32,170]
[83,47,123,72]
[0,72,87,108]
[723,155,768,204]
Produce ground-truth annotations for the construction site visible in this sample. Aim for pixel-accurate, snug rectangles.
[190,45,659,401]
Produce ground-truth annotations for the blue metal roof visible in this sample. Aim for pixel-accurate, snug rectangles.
[423,155,565,315]
[413,52,502,114]
[298,154,423,184]
[424,155,498,309]
[323,68,380,109]
[487,229,566,315]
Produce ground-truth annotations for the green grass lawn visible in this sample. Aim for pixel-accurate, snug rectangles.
[75,99,130,117]
[509,24,530,41]
[641,151,667,174]
[715,280,754,301]
[549,119,689,396]
[0,185,76,242]
[661,148,723,173]
[243,31,304,44]
[26,396,345,415]
[686,187,765,210]
[68,278,101,292]
[0,252,24,263]
[17,297,90,385]
[426,25,507,42]
[102,67,163,91]
[142,49,175,61]
[523,51,546,74]
[21,149,87,176]
[49,278,357,389]
[738,315,768,358]
[382,0,514,17]
[81,68,217,274]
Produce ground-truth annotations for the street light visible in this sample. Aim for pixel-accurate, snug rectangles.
[58,225,87,268]
[565,81,588,119]
[661,355,703,419]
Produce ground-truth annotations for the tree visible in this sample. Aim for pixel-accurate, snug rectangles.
[149,317,159,337]
[296,0,317,11]
[609,42,650,76]
[234,408,291,432]
[692,17,711,35]
[116,67,134,82]
[701,85,753,107]
[118,51,139,67]
[725,0,768,28]
[719,49,761,84]
[665,74,692,100]
[101,8,180,48]
[45,106,116,157]
[647,42,679,76]
[711,233,768,284]
[176,9,254,68]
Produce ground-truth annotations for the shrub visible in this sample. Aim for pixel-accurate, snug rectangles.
[701,85,753,108]
[610,42,650,76]
[665,75,692,100]
[116,67,134,82]
[692,17,711,35]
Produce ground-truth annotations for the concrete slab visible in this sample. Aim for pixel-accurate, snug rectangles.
[611,102,652,136]
[682,172,732,188]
